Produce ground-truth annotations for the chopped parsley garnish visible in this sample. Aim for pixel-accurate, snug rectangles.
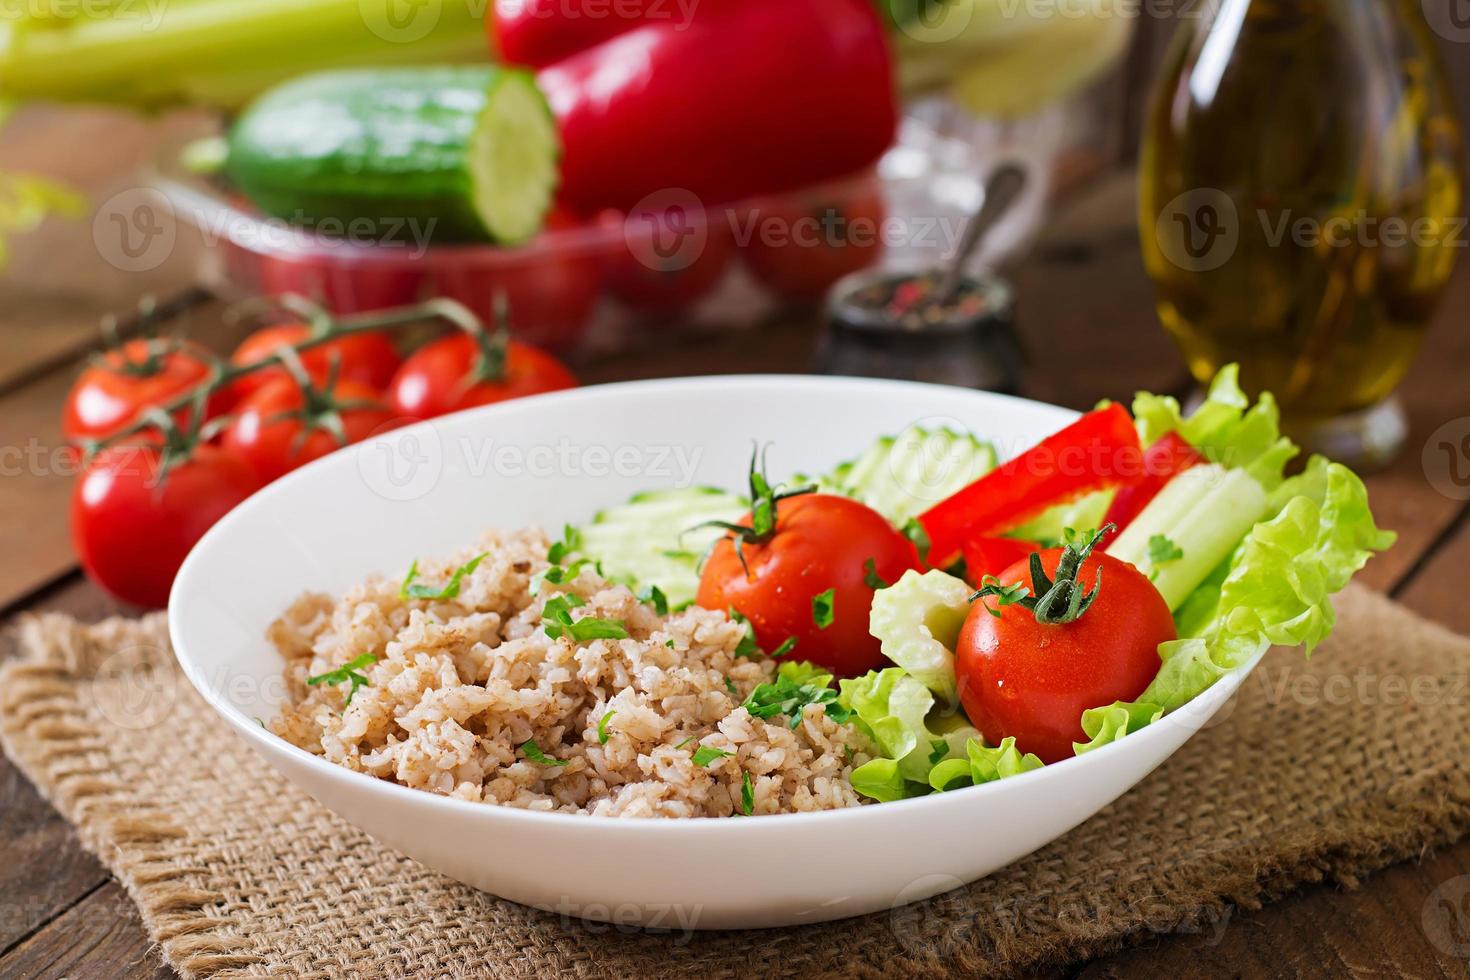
[691,744,733,767]
[811,588,836,630]
[521,739,570,767]
[541,593,629,642]
[307,652,378,706]
[740,771,754,815]
[1147,534,1185,568]
[597,711,616,744]
[902,517,931,564]
[531,559,593,595]
[728,607,796,660]
[547,524,583,564]
[970,574,1030,619]
[639,584,669,616]
[675,735,699,749]
[399,554,486,602]
[863,558,890,590]
[666,638,676,649]
[724,676,738,695]
[742,670,851,729]
[729,607,761,658]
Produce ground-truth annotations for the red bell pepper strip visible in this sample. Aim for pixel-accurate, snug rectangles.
[961,536,1043,586]
[1100,431,1206,542]
[917,403,1143,568]
[491,0,729,69]
[536,0,897,214]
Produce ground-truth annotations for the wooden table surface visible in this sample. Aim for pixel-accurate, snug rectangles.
[4,121,1470,979]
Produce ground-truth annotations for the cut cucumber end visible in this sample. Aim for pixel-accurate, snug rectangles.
[470,70,560,245]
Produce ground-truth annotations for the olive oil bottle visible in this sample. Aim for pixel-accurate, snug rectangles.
[1140,0,1463,465]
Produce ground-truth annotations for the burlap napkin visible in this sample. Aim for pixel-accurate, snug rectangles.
[3,584,1469,979]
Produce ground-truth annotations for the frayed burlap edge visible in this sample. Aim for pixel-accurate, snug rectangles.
[4,589,1470,979]
[1,613,261,975]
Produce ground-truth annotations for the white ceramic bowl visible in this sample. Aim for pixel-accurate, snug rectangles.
[169,376,1261,930]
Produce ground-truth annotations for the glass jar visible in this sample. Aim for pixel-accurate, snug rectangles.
[1139,0,1464,466]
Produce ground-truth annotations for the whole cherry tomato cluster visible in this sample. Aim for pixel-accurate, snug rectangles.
[66,296,577,609]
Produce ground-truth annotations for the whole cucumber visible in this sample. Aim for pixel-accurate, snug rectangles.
[226,66,559,245]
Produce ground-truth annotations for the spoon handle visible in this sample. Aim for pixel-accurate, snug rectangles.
[934,163,1028,305]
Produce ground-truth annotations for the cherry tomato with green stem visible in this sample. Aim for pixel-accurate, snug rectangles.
[387,328,577,421]
[221,374,401,483]
[955,527,1175,764]
[62,339,220,443]
[223,320,401,409]
[696,453,920,678]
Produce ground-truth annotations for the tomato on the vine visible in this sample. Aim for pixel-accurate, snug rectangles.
[955,528,1175,764]
[72,440,259,608]
[222,376,402,483]
[696,458,919,678]
[223,321,401,408]
[62,339,219,443]
[388,331,577,421]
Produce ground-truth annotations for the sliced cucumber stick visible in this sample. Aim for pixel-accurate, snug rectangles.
[226,67,559,244]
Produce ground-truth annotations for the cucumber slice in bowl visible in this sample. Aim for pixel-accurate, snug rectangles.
[225,66,559,244]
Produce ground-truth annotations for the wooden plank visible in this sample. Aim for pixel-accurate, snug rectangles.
[1,882,172,980]
[0,576,129,956]
[0,106,216,390]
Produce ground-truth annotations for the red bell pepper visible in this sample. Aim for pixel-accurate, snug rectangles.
[917,403,1143,568]
[961,536,1043,585]
[492,0,726,69]
[536,0,897,214]
[1100,431,1205,541]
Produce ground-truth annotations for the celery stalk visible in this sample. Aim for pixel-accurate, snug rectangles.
[0,0,487,111]
[1109,465,1269,611]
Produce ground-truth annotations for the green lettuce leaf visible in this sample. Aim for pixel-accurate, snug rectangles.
[928,736,1045,791]
[839,666,983,800]
[1075,456,1394,751]
[1132,363,1299,490]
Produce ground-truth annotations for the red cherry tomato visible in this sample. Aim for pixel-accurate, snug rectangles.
[740,187,885,301]
[71,441,260,608]
[603,206,734,315]
[62,340,218,443]
[955,548,1175,764]
[224,321,401,409]
[221,376,401,483]
[696,494,919,678]
[388,333,577,421]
